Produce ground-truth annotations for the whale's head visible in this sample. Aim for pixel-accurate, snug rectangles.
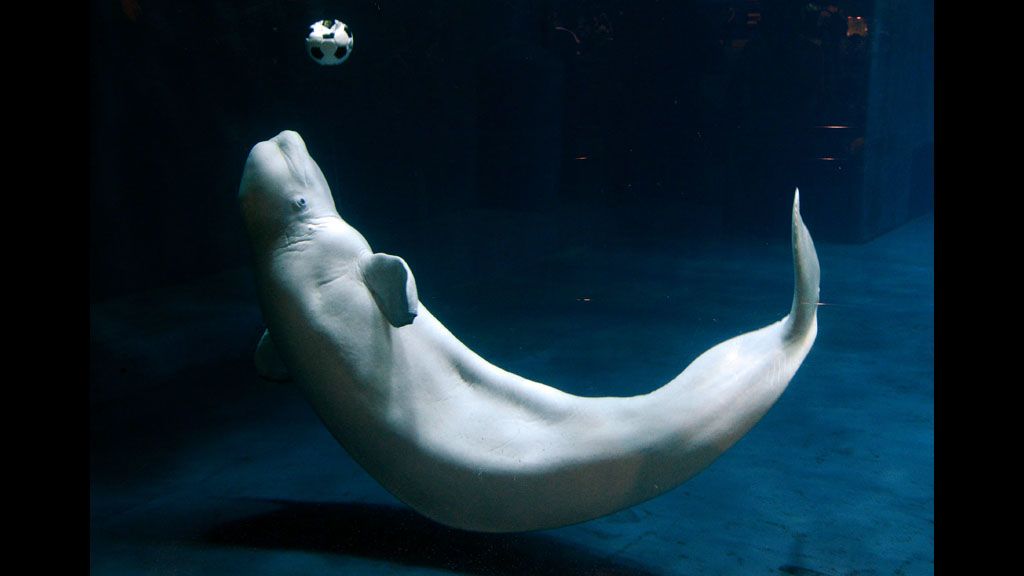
[239,130,340,250]
[240,130,417,330]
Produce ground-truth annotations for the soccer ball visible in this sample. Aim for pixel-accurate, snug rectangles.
[306,19,354,66]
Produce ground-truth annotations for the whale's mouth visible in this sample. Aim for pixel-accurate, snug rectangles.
[239,131,340,248]
[269,131,314,189]
[240,131,328,210]
[241,131,312,198]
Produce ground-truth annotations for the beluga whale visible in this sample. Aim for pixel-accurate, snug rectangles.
[239,130,820,533]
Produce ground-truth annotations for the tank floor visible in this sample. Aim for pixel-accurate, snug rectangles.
[91,212,933,575]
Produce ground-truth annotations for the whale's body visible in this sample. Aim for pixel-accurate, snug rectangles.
[239,130,819,533]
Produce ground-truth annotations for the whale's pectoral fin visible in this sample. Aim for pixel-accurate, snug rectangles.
[360,252,419,327]
[255,329,293,382]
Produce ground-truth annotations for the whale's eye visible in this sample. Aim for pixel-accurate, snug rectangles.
[293,197,308,211]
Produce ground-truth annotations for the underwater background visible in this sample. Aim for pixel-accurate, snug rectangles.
[90,0,933,574]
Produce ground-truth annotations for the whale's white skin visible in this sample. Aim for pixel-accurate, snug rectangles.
[239,130,820,533]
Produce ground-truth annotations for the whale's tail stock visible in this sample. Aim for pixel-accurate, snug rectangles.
[784,189,820,341]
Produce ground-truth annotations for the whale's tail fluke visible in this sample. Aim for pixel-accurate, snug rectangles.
[784,189,820,340]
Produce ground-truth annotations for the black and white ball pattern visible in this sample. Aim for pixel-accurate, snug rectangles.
[306,19,354,66]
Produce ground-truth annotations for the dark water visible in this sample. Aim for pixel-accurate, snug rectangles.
[91,1,933,574]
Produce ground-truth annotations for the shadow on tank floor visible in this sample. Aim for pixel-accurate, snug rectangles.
[90,208,934,575]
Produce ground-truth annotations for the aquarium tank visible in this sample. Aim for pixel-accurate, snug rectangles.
[90,0,934,574]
